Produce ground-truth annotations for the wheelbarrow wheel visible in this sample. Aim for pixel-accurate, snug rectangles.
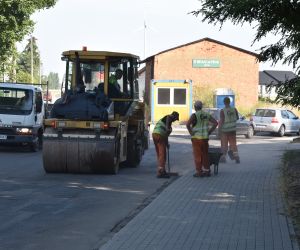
[214,164,218,175]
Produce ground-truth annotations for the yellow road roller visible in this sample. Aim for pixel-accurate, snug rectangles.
[42,48,149,174]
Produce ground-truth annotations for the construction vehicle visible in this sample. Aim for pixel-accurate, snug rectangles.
[42,48,149,174]
[0,83,45,151]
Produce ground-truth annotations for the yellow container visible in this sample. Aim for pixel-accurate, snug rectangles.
[151,80,192,123]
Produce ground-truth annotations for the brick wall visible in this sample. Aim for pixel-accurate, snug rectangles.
[145,39,259,109]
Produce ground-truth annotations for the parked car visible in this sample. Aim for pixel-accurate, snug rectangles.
[203,108,254,138]
[251,108,300,136]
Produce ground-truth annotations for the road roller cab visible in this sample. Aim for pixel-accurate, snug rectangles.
[43,48,149,174]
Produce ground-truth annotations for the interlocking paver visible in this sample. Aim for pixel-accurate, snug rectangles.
[100,140,300,250]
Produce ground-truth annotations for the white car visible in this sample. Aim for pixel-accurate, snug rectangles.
[252,108,300,136]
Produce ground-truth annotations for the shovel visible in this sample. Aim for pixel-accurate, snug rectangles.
[167,145,179,177]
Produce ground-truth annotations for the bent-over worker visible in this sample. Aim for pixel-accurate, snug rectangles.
[152,111,179,178]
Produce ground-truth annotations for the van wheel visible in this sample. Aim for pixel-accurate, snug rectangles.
[30,140,39,152]
[278,125,285,137]
[30,132,43,152]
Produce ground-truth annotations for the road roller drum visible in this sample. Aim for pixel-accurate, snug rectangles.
[43,127,120,174]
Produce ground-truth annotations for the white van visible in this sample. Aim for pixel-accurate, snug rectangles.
[0,83,44,151]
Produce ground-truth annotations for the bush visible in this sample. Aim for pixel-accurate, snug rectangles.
[192,83,215,107]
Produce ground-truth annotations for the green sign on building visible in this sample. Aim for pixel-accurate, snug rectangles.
[192,59,220,68]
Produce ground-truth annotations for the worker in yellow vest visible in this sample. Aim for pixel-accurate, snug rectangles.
[219,97,240,163]
[109,68,123,86]
[152,111,179,178]
[186,101,218,177]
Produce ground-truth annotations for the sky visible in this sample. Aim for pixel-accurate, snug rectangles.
[23,0,294,80]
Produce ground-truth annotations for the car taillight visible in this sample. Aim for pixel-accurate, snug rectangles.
[271,117,279,123]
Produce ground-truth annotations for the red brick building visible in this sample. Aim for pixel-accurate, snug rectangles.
[142,37,259,114]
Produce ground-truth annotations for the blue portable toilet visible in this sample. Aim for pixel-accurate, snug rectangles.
[214,88,235,108]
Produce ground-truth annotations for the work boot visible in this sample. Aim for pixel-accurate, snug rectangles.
[193,172,206,177]
[157,169,170,178]
[228,150,234,160]
[233,151,240,163]
[202,170,211,177]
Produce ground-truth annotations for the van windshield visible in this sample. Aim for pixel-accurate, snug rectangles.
[0,88,33,115]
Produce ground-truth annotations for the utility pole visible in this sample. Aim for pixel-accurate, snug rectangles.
[143,20,147,59]
[39,51,41,84]
[30,36,33,83]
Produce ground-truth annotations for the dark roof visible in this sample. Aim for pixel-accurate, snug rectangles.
[141,37,259,63]
[264,70,297,82]
[259,70,297,85]
[259,72,277,85]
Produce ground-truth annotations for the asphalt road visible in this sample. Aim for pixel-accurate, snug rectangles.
[0,132,298,250]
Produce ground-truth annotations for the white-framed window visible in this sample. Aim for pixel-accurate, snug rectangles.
[157,87,187,106]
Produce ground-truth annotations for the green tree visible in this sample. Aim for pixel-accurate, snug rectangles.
[47,72,60,89]
[191,0,300,108]
[17,71,32,83]
[193,83,215,108]
[272,77,300,108]
[17,36,40,83]
[0,0,57,77]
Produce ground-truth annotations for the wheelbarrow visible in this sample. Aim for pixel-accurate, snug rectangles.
[208,147,223,175]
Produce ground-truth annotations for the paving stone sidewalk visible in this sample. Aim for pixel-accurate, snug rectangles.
[100,140,300,250]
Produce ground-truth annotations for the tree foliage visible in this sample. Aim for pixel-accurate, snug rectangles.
[193,83,216,108]
[272,77,300,108]
[15,38,60,88]
[0,0,57,75]
[47,72,60,89]
[18,37,40,72]
[191,0,300,109]
[17,36,41,83]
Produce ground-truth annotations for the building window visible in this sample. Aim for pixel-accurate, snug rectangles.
[157,88,170,104]
[157,87,186,106]
[174,88,186,105]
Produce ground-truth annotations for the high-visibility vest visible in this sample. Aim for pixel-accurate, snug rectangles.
[221,107,237,132]
[191,110,211,139]
[109,75,118,85]
[152,118,167,137]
